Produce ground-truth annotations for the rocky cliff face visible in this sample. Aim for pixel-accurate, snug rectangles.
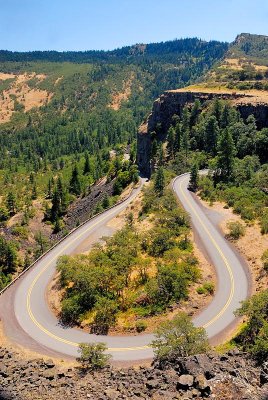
[137,89,268,176]
[1,346,268,400]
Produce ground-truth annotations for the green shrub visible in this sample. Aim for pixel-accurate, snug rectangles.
[61,295,83,324]
[135,320,147,333]
[235,290,268,361]
[197,282,215,295]
[151,312,209,362]
[77,342,111,370]
[0,207,9,222]
[262,250,268,271]
[11,225,29,239]
[92,298,118,334]
[261,211,268,235]
[227,221,245,240]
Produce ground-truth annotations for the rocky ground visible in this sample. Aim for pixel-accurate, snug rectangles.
[1,347,268,400]
[63,178,115,232]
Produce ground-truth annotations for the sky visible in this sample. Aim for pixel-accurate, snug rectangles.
[0,0,267,52]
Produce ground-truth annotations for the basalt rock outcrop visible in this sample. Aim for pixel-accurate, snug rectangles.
[137,89,268,177]
[1,346,268,399]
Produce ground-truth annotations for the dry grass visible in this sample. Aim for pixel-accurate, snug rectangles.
[0,72,53,123]
[171,84,268,105]
[109,73,134,111]
[0,72,16,80]
[199,199,268,294]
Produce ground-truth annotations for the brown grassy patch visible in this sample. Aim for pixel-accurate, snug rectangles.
[109,73,134,110]
[0,72,53,123]
[199,199,268,294]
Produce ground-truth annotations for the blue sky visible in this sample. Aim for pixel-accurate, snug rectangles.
[0,0,267,51]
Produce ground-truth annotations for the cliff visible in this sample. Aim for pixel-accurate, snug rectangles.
[137,89,268,176]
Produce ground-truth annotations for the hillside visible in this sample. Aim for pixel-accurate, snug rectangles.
[187,33,268,94]
[0,37,228,289]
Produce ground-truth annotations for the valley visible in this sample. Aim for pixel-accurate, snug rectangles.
[0,29,268,400]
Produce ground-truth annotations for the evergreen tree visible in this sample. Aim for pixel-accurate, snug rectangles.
[51,188,61,222]
[6,192,16,215]
[211,98,223,123]
[182,106,190,132]
[157,144,165,166]
[154,167,165,196]
[190,100,201,128]
[69,164,81,195]
[174,122,181,153]
[216,128,236,182]
[167,127,175,159]
[47,178,53,198]
[31,183,37,200]
[29,172,35,184]
[53,217,61,233]
[83,152,91,175]
[102,193,110,209]
[189,164,199,192]
[23,253,31,270]
[220,104,231,129]
[204,116,220,156]
[181,106,190,157]
[181,128,190,157]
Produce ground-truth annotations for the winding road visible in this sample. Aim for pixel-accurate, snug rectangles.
[0,173,250,361]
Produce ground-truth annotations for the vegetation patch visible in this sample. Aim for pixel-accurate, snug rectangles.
[56,177,201,334]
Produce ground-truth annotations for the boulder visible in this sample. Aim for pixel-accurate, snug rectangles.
[177,374,194,390]
[194,374,211,396]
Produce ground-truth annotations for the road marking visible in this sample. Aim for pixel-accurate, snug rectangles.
[26,193,150,352]
[175,176,234,328]
[26,175,235,355]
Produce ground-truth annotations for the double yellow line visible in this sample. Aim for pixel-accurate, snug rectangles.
[175,176,234,329]
[26,176,234,354]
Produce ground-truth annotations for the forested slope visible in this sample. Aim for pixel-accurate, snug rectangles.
[0,37,228,288]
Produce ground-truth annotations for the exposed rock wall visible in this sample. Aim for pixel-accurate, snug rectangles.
[137,90,268,177]
[1,346,268,400]
[237,103,268,129]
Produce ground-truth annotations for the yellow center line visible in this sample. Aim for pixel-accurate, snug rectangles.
[26,175,234,354]
[175,177,234,328]
[27,201,150,352]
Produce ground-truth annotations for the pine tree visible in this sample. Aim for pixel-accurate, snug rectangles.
[181,128,190,157]
[53,217,61,234]
[216,128,236,182]
[47,178,52,198]
[157,144,165,166]
[167,127,175,159]
[220,104,230,129]
[6,192,16,215]
[31,183,37,200]
[29,172,35,184]
[174,122,181,153]
[211,99,223,123]
[69,164,81,195]
[182,106,190,132]
[154,167,165,196]
[204,116,220,156]
[50,188,61,222]
[83,152,91,175]
[181,106,190,157]
[102,193,110,209]
[190,100,201,128]
[189,164,199,192]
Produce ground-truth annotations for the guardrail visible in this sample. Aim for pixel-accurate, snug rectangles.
[0,181,142,297]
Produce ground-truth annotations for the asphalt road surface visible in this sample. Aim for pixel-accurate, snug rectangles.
[0,174,249,361]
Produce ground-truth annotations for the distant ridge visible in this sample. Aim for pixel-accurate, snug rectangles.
[0,37,228,63]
